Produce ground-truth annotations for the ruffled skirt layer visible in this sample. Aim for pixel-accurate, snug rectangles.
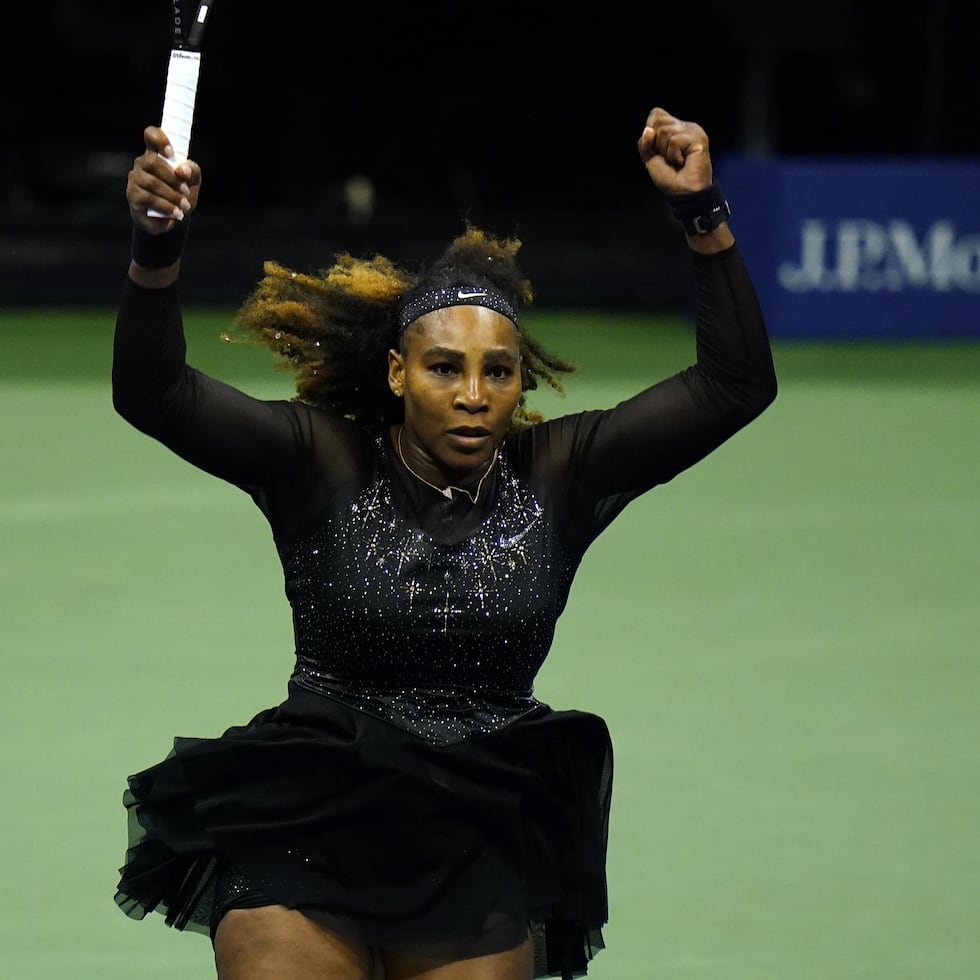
[115,682,612,978]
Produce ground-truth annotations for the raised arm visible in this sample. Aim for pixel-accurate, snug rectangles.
[608,107,778,478]
[112,126,306,491]
[520,108,777,541]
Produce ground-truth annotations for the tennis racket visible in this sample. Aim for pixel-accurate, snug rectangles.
[148,0,217,218]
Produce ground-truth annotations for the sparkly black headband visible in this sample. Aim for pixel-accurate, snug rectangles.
[397,285,519,335]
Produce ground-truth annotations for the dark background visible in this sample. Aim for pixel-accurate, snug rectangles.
[4,0,978,308]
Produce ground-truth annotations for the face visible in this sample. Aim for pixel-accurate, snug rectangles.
[388,305,522,483]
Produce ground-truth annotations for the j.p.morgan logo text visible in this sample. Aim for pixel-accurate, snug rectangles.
[778,220,980,293]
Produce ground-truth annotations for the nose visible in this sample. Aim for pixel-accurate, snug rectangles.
[454,372,489,413]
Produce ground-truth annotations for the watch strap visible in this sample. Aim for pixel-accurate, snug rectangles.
[667,180,731,235]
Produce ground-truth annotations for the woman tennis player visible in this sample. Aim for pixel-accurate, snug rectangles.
[112,105,777,979]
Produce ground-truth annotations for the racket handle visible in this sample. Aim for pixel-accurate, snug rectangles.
[147,48,202,219]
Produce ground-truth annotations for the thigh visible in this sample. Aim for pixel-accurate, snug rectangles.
[382,936,534,980]
[213,904,380,980]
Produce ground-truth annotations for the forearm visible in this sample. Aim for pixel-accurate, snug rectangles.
[127,259,181,290]
[114,212,193,426]
[685,223,735,255]
[687,243,778,420]
[111,277,190,431]
[564,242,776,497]
[112,270,310,491]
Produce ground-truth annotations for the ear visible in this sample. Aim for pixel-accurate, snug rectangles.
[520,358,534,392]
[388,348,405,397]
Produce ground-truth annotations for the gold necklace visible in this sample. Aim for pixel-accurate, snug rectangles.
[396,425,498,504]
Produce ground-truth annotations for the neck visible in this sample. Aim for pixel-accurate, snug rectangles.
[395,426,497,505]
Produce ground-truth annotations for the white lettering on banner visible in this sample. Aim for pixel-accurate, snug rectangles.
[778,220,980,293]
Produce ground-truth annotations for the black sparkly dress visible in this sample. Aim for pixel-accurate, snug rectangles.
[111,246,776,978]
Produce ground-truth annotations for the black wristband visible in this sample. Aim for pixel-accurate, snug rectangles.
[667,180,731,235]
[131,219,190,269]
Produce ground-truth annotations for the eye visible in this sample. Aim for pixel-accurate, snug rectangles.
[487,365,514,380]
[429,362,457,376]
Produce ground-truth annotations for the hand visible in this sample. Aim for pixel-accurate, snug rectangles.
[127,126,203,233]
[637,108,713,196]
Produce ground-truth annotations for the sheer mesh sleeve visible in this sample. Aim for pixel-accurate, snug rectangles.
[515,244,777,555]
[111,278,315,495]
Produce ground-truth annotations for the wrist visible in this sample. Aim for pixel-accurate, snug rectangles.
[685,225,735,255]
[666,180,731,236]
[131,218,190,270]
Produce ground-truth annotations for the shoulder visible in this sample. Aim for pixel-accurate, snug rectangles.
[505,409,608,482]
[280,400,385,468]
[508,410,606,453]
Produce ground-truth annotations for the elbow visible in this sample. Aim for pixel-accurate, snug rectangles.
[111,378,127,417]
[111,360,182,433]
[111,373,140,426]
[759,371,778,412]
[111,376,160,434]
[748,371,778,422]
[747,349,779,415]
[112,392,147,434]
[111,378,131,421]
[729,369,777,428]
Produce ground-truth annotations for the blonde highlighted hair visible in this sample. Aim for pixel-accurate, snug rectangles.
[226,224,574,426]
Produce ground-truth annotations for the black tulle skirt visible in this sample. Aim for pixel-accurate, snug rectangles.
[115,682,613,978]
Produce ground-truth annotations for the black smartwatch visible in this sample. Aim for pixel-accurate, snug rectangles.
[667,181,731,236]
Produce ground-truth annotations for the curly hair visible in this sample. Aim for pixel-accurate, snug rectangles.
[224,224,575,427]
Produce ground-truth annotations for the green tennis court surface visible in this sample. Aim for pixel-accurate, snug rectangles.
[2,308,978,979]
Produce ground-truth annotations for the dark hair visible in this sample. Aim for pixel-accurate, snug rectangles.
[226,223,575,427]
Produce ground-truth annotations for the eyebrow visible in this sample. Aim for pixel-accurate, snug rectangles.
[421,346,519,364]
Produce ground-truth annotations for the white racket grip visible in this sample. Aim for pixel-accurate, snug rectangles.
[147,49,201,218]
[159,48,201,163]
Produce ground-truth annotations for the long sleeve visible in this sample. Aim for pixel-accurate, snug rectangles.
[600,242,778,484]
[111,277,308,492]
[515,243,777,549]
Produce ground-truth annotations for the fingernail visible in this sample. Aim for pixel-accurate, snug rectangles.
[180,198,191,212]
[172,208,184,221]
[179,182,191,195]
[163,144,175,159]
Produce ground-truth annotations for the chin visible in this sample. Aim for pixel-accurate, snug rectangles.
[443,446,492,476]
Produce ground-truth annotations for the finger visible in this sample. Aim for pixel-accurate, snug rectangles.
[135,192,186,224]
[640,119,685,162]
[645,106,677,131]
[128,167,188,222]
[137,143,199,190]
[174,159,202,186]
[637,125,657,160]
[643,154,675,186]
[669,128,708,169]
[142,126,176,167]
[657,129,684,169]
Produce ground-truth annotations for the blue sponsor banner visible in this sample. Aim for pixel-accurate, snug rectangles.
[715,155,980,340]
